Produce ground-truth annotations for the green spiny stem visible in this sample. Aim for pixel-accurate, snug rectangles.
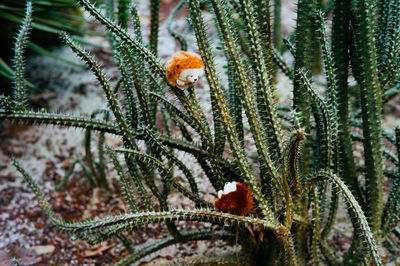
[12,159,54,219]
[171,88,225,191]
[118,57,139,130]
[348,23,363,86]
[294,0,315,113]
[55,160,78,191]
[319,239,340,265]
[76,153,96,187]
[253,0,275,87]
[96,111,109,188]
[382,148,398,165]
[381,56,400,90]
[117,233,134,254]
[237,0,285,160]
[320,186,339,239]
[0,109,226,170]
[103,1,123,88]
[168,111,235,184]
[278,229,298,266]
[120,46,151,126]
[378,0,400,90]
[271,45,294,80]
[173,87,209,136]
[149,0,159,55]
[136,131,204,154]
[226,1,252,58]
[166,0,188,51]
[286,127,307,198]
[169,111,192,141]
[84,110,109,188]
[311,184,321,266]
[384,235,400,255]
[63,32,161,212]
[105,0,115,22]
[312,170,383,265]
[342,236,368,266]
[78,222,134,245]
[148,91,199,132]
[12,1,32,110]
[161,107,173,138]
[293,0,315,175]
[377,0,400,88]
[312,103,328,169]
[133,132,239,179]
[141,127,200,196]
[382,177,400,235]
[0,95,13,113]
[299,70,332,168]
[63,207,271,245]
[382,127,400,234]
[77,0,164,76]
[212,3,242,155]
[292,221,308,265]
[66,209,278,237]
[317,12,341,215]
[316,10,337,113]
[172,256,239,265]
[315,193,327,253]
[135,159,168,211]
[107,146,139,213]
[188,0,276,221]
[112,78,122,94]
[273,0,282,52]
[166,87,224,190]
[210,91,226,158]
[227,61,244,148]
[383,129,397,145]
[115,231,234,266]
[396,127,400,166]
[0,111,120,134]
[393,228,400,244]
[351,118,397,146]
[283,37,296,56]
[169,177,214,208]
[61,33,136,148]
[210,0,284,201]
[310,1,323,74]
[129,3,144,43]
[159,109,175,183]
[184,87,213,139]
[124,155,154,211]
[352,0,384,235]
[115,148,210,209]
[118,0,130,29]
[376,0,391,58]
[356,165,397,180]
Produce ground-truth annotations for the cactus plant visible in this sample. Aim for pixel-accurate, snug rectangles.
[1,0,400,264]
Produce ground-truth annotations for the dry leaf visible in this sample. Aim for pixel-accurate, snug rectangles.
[82,243,114,258]
[32,245,55,255]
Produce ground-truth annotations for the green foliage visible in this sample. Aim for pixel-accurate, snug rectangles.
[2,0,400,265]
[0,0,89,88]
[12,1,32,110]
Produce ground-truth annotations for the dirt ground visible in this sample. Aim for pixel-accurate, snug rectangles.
[1,0,399,265]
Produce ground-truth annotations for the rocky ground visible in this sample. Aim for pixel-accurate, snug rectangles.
[0,0,399,265]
